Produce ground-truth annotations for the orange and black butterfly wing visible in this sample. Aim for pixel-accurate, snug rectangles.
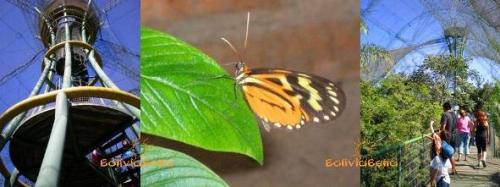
[284,70,345,123]
[239,69,345,130]
[239,73,303,130]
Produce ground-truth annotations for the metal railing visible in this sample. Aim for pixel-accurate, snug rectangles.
[22,96,121,123]
[362,123,499,187]
[491,123,498,158]
[361,133,432,187]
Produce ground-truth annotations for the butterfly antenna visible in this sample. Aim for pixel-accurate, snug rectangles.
[221,37,244,63]
[244,12,250,50]
[221,62,238,67]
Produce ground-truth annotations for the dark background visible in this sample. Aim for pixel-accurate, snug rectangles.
[142,0,360,186]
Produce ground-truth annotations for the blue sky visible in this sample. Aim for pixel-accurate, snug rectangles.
[361,0,499,83]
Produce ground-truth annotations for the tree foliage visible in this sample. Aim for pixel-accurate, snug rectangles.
[410,55,479,109]
[475,82,500,136]
[361,75,441,152]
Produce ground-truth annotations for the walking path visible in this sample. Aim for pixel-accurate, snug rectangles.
[451,146,500,187]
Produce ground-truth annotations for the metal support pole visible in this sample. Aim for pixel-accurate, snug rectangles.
[87,50,140,119]
[61,22,72,89]
[491,124,497,157]
[6,169,19,187]
[397,145,402,187]
[34,92,70,187]
[37,56,56,112]
[35,12,73,186]
[43,57,57,93]
[89,52,140,137]
[37,20,57,111]
[131,122,140,138]
[81,0,92,43]
[96,78,139,137]
[0,58,54,149]
[419,135,428,186]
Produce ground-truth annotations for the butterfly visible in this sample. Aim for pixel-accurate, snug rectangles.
[234,63,345,131]
[221,13,345,131]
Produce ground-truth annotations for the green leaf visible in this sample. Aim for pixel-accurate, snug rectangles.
[140,27,263,164]
[141,145,229,187]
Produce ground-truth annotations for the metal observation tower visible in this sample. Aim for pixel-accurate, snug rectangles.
[0,0,140,186]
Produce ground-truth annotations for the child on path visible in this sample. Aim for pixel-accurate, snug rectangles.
[429,120,453,187]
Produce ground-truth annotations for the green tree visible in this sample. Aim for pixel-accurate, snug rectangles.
[474,81,500,135]
[361,75,440,152]
[361,74,442,186]
[412,55,478,108]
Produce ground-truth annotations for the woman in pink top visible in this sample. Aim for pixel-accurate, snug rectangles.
[455,109,473,161]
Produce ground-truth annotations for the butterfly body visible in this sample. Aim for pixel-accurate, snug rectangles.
[234,62,345,131]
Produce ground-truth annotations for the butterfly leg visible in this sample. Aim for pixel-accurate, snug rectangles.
[207,75,234,80]
[183,74,235,88]
[228,82,242,110]
[233,82,238,101]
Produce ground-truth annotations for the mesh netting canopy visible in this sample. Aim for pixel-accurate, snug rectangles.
[361,0,499,81]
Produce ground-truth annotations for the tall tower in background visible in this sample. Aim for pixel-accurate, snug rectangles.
[0,0,140,186]
[444,26,467,95]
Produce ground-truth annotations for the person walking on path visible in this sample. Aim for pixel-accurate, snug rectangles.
[467,110,476,147]
[474,111,490,168]
[439,102,458,174]
[455,109,473,161]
